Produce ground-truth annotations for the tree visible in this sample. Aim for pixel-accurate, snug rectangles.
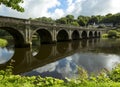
[101,13,113,24]
[77,15,89,26]
[108,30,117,38]
[56,17,67,24]
[88,15,100,24]
[71,21,79,26]
[35,17,54,23]
[77,18,86,26]
[112,13,120,26]
[0,0,24,12]
[66,14,74,24]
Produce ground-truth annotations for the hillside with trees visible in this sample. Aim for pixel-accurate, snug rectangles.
[33,13,120,28]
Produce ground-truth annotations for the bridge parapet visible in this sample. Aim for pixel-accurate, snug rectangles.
[0,16,27,24]
[0,16,107,31]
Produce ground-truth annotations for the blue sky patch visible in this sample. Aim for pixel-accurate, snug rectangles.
[48,0,68,13]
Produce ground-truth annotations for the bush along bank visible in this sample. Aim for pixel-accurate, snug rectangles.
[102,29,120,38]
[0,38,8,47]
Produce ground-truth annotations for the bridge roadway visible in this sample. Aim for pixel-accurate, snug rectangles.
[0,16,107,48]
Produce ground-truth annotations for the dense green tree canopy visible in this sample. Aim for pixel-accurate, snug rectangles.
[56,17,67,24]
[0,0,24,12]
[77,16,89,26]
[108,30,117,38]
[33,13,120,27]
[66,14,74,24]
[34,17,54,23]
[71,21,79,26]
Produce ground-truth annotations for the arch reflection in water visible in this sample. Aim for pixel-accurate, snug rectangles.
[71,41,80,50]
[0,41,80,74]
[56,42,69,54]
[0,39,98,74]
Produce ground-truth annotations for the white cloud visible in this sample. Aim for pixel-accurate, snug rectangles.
[1,0,120,19]
[66,0,83,18]
[35,61,59,73]
[110,0,120,13]
[0,0,61,18]
[25,0,60,17]
[66,0,120,17]
[51,8,65,19]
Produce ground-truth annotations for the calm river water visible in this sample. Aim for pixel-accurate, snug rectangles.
[0,39,120,79]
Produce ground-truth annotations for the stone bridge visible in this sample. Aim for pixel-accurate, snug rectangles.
[0,16,107,48]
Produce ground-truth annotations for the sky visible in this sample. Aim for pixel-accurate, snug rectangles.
[0,0,120,19]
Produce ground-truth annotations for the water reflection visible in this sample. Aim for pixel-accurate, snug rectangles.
[23,53,120,79]
[0,47,14,64]
[0,39,120,79]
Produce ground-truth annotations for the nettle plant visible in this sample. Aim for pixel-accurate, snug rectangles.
[109,63,120,82]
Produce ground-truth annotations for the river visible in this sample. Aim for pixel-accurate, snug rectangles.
[0,38,120,79]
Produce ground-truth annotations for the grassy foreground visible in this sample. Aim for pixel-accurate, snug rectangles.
[1,62,120,87]
[0,38,8,47]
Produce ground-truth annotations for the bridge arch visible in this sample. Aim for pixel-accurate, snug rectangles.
[89,31,93,38]
[57,29,69,42]
[98,31,101,38]
[72,30,80,40]
[94,31,97,38]
[32,28,52,44]
[81,31,87,39]
[0,27,25,47]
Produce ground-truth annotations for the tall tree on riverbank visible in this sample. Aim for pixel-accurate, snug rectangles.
[0,0,24,12]
[66,15,74,24]
[77,15,90,26]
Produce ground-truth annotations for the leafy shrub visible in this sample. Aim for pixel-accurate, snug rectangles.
[109,64,120,82]
[108,30,117,38]
[96,69,111,82]
[0,38,8,47]
[116,32,120,38]
[77,66,88,81]
[102,34,108,38]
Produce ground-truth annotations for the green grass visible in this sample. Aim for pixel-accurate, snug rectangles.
[0,76,118,87]
[0,38,8,47]
[0,75,120,87]
[65,82,120,87]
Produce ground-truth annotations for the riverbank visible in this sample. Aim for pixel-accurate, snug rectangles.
[102,29,120,38]
[0,38,8,47]
[1,63,120,87]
